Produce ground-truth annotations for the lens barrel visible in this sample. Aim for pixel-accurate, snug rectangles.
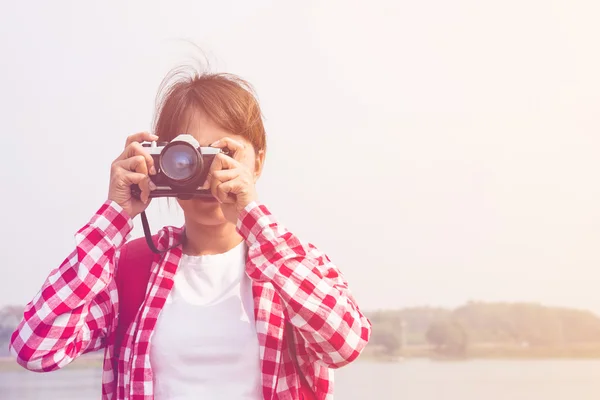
[159,140,204,187]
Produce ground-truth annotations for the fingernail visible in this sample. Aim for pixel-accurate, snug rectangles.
[210,140,221,147]
[151,134,159,139]
[149,181,157,191]
[150,166,156,175]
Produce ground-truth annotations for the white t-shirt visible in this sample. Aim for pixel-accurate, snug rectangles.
[150,241,262,400]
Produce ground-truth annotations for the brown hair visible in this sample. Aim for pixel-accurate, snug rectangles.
[153,67,266,153]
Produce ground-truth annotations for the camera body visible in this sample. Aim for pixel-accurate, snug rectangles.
[131,134,221,200]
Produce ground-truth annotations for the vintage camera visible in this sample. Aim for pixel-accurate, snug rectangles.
[131,134,222,200]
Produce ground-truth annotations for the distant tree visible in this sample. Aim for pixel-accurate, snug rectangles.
[370,325,402,355]
[451,301,600,346]
[367,311,405,355]
[426,320,468,356]
[367,307,450,346]
[365,301,600,358]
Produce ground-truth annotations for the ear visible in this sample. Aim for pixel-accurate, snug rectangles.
[253,149,265,182]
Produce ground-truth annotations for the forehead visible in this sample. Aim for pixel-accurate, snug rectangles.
[178,108,230,146]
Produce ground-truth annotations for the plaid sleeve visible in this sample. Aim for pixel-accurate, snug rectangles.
[9,200,133,372]
[237,202,372,368]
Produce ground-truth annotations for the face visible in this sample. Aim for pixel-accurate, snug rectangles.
[174,108,264,226]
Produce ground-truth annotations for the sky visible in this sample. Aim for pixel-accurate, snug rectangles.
[0,1,599,314]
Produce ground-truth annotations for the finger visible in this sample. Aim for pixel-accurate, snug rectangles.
[112,159,151,203]
[201,154,240,190]
[125,132,159,148]
[215,178,245,204]
[206,168,240,193]
[122,154,155,201]
[213,152,241,171]
[137,175,152,204]
[210,137,247,161]
[121,142,156,175]
[114,171,151,203]
[117,155,149,175]
[119,171,148,186]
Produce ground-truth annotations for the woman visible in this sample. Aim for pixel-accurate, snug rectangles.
[9,68,371,400]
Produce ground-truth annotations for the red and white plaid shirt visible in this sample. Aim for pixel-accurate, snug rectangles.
[9,200,371,399]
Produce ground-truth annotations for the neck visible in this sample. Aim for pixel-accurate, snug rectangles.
[182,219,243,256]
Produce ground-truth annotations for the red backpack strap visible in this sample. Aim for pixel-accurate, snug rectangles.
[112,235,157,369]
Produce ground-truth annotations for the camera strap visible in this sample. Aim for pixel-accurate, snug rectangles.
[139,211,181,254]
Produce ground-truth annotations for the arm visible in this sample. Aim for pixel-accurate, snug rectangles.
[9,201,132,372]
[237,202,372,369]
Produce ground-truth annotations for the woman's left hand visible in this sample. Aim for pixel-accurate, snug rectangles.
[202,137,258,224]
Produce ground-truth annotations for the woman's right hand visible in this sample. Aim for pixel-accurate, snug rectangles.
[107,132,158,218]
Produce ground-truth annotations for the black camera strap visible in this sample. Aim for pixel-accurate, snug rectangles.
[139,211,182,254]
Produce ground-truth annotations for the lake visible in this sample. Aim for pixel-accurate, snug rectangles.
[1,359,599,399]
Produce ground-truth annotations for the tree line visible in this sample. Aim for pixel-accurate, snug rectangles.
[366,301,600,358]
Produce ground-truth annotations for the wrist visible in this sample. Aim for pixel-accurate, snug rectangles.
[236,201,272,241]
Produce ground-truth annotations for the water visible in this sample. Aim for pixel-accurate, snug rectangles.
[1,359,599,399]
[335,359,600,399]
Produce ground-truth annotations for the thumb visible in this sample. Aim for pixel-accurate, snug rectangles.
[121,172,150,203]
[123,172,149,185]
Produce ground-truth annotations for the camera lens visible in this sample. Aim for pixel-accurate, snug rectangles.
[160,143,202,183]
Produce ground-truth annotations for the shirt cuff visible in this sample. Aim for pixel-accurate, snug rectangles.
[236,201,275,243]
[86,200,134,247]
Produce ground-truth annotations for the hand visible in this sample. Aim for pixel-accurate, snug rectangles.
[202,137,258,224]
[108,132,158,218]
